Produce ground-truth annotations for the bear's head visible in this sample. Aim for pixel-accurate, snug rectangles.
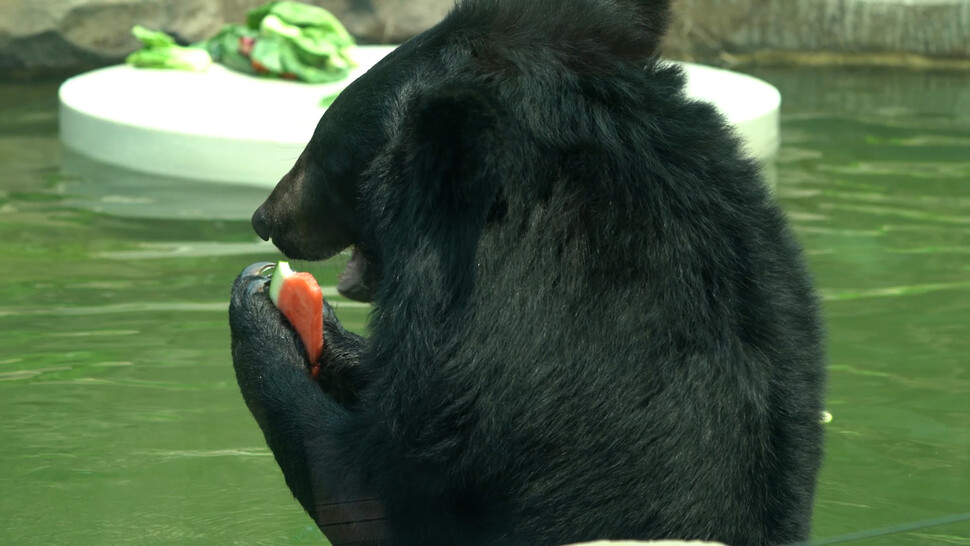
[250,0,673,302]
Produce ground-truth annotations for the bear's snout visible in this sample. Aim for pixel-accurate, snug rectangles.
[251,206,272,242]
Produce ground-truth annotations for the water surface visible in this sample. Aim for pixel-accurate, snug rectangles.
[0,68,967,544]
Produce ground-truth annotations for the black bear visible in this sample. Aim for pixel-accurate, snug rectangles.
[228,0,826,544]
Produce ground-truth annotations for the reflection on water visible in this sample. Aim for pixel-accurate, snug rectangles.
[59,148,273,221]
[0,68,968,544]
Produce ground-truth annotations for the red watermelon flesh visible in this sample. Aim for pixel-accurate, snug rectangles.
[270,263,324,378]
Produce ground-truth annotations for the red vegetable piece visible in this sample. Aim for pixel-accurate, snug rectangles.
[238,36,255,57]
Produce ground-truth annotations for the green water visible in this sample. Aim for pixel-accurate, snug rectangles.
[0,67,968,544]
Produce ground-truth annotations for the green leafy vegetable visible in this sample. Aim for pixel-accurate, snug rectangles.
[125,1,358,105]
[199,0,358,83]
[126,25,213,72]
[320,90,341,107]
[131,25,176,48]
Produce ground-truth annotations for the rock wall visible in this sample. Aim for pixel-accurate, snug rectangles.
[1,0,969,78]
[665,0,970,66]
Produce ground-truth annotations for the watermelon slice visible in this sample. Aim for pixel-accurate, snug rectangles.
[268,261,324,379]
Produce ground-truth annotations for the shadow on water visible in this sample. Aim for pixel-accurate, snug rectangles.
[0,67,967,544]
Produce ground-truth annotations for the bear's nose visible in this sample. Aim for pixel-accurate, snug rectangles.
[251,206,272,241]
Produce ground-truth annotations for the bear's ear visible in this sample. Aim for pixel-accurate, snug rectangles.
[378,84,509,311]
[399,82,506,215]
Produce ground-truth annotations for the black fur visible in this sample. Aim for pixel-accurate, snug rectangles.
[230,0,826,544]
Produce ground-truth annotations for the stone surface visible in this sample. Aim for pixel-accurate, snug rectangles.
[665,0,970,66]
[2,0,970,78]
[58,49,779,185]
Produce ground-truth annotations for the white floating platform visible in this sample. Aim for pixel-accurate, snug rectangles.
[59,46,780,187]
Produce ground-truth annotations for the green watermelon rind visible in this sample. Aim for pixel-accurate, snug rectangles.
[268,260,294,305]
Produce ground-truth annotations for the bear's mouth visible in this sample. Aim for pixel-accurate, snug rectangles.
[251,217,373,302]
[336,245,374,303]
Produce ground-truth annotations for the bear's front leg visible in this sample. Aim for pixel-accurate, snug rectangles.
[230,262,371,404]
[228,263,387,544]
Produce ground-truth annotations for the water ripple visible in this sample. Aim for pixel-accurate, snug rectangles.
[138,448,271,459]
[821,282,970,301]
